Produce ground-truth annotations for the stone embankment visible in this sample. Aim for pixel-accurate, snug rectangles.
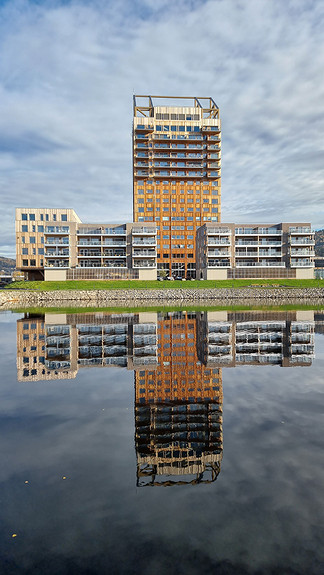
[1,287,324,309]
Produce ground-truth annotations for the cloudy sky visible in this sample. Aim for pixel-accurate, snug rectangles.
[1,0,323,258]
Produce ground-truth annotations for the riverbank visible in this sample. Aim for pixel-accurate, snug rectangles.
[1,286,324,310]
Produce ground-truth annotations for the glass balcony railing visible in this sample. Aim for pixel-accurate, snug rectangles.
[45,226,69,233]
[132,227,156,235]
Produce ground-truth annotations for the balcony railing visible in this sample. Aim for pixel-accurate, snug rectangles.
[207,260,231,268]
[290,260,314,268]
[207,239,231,245]
[235,228,282,235]
[45,250,69,257]
[133,239,156,245]
[289,227,312,234]
[290,238,315,245]
[132,227,156,235]
[133,250,157,257]
[133,260,156,268]
[45,239,69,245]
[207,228,231,234]
[236,261,286,267]
[208,250,230,257]
[45,226,69,233]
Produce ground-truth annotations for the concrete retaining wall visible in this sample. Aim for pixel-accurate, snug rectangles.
[1,287,324,310]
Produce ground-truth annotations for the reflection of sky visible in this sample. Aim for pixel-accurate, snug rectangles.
[0,312,323,574]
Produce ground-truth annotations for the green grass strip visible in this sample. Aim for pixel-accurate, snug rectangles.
[6,278,324,291]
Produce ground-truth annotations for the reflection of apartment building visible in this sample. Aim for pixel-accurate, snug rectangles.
[133,96,221,279]
[15,208,157,281]
[197,311,315,367]
[135,311,223,486]
[196,223,315,279]
[17,312,158,382]
[17,316,78,381]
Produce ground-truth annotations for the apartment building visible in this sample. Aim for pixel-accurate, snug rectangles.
[15,208,157,280]
[133,96,221,278]
[196,222,315,279]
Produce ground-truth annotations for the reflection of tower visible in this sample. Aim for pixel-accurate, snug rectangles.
[135,311,223,486]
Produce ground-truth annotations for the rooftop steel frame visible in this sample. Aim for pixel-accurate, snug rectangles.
[133,95,219,119]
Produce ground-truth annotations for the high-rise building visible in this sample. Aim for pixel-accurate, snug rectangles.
[133,96,221,278]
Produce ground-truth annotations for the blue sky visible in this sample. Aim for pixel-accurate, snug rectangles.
[1,0,324,257]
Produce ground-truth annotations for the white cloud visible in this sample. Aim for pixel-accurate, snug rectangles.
[0,0,324,257]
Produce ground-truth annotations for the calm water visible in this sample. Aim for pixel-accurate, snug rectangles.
[0,309,323,575]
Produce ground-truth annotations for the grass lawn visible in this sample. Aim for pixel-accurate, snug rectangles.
[5,278,324,291]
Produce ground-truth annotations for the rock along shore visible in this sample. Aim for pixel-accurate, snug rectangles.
[1,287,324,310]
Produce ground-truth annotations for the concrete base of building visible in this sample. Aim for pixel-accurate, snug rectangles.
[200,269,228,280]
[45,269,68,281]
[295,268,314,279]
[138,269,157,281]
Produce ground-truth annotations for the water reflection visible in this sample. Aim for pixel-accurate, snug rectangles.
[16,310,316,487]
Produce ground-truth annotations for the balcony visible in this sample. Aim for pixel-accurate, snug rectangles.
[45,261,69,268]
[207,239,231,245]
[208,250,230,257]
[207,228,231,234]
[133,250,157,257]
[133,260,157,268]
[132,239,156,246]
[235,251,258,257]
[289,238,315,245]
[103,240,126,247]
[290,249,314,256]
[290,260,314,268]
[77,240,102,246]
[45,239,69,246]
[45,250,69,257]
[103,251,126,257]
[259,251,283,257]
[289,227,312,234]
[236,261,285,267]
[235,228,282,235]
[45,226,69,234]
[77,254,101,259]
[132,227,156,235]
[202,125,220,132]
[207,260,231,268]
[135,125,154,131]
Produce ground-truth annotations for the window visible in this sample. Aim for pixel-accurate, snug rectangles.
[30,237,35,244]
[32,248,36,255]
[22,259,28,266]
[46,214,49,221]
[22,225,28,232]
[38,225,44,232]
[61,214,67,221]
[30,259,36,266]
[22,248,28,255]
[29,214,35,221]
[53,214,57,221]
[138,208,144,212]
[22,213,28,220]
[32,225,36,232]
[21,237,25,244]
[212,199,218,204]
[212,208,218,213]
[40,214,44,221]
[38,248,44,255]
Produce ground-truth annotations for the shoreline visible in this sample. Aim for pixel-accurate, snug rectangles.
[1,287,324,310]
